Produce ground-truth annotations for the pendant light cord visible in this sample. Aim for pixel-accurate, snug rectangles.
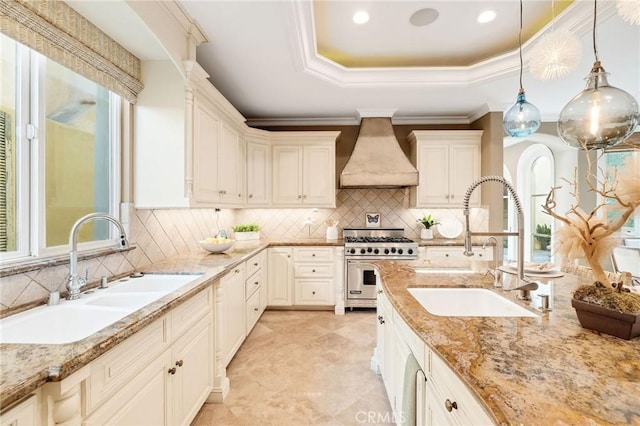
[592,0,599,62]
[518,0,524,90]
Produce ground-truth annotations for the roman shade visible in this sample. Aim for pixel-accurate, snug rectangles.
[0,0,143,103]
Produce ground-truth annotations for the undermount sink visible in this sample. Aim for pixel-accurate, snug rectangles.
[407,287,537,318]
[0,273,202,345]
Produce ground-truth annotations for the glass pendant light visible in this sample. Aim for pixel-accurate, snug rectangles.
[504,0,541,137]
[557,0,639,150]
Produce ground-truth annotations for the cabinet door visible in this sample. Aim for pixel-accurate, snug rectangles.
[0,394,39,426]
[417,144,450,206]
[84,350,172,426]
[171,316,213,426]
[267,247,293,306]
[218,124,242,202]
[449,143,480,205]
[303,145,335,206]
[192,99,220,203]
[272,146,303,205]
[246,141,270,205]
[221,266,246,366]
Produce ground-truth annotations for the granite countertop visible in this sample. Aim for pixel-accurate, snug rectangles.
[373,261,640,426]
[0,238,348,408]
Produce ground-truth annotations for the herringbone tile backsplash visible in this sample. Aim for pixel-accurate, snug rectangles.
[0,188,487,311]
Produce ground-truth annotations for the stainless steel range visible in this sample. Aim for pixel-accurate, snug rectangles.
[344,227,418,308]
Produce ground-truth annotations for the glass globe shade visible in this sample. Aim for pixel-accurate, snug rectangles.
[503,89,542,137]
[558,61,639,150]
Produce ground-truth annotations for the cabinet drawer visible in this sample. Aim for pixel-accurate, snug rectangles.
[294,263,334,278]
[430,350,494,425]
[86,316,170,414]
[171,286,212,338]
[245,269,262,299]
[294,279,333,305]
[245,250,265,278]
[0,393,38,426]
[246,289,261,334]
[293,247,333,262]
[425,247,471,268]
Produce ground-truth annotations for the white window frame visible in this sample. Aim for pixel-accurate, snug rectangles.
[0,37,122,265]
[517,143,555,263]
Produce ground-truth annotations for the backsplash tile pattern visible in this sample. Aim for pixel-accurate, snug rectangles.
[0,189,485,312]
[235,188,487,240]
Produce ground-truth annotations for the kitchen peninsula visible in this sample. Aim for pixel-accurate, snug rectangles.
[373,261,640,425]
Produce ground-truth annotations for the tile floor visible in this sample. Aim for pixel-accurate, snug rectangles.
[191,310,394,425]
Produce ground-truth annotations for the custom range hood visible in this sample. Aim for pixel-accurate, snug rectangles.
[340,117,418,188]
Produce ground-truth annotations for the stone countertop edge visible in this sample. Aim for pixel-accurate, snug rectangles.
[372,261,640,426]
[0,237,501,409]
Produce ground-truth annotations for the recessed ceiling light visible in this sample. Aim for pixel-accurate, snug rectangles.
[353,10,369,25]
[410,8,439,27]
[477,10,496,24]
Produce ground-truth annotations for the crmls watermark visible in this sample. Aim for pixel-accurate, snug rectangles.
[355,410,405,424]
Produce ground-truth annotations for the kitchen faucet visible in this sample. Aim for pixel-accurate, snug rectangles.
[67,213,129,300]
[462,176,538,299]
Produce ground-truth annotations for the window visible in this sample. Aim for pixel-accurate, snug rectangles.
[599,149,639,238]
[517,144,554,263]
[0,33,121,263]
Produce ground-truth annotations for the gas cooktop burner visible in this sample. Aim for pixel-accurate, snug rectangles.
[344,236,415,244]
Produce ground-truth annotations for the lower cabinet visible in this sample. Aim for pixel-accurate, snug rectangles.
[0,393,39,426]
[267,246,337,307]
[374,286,495,426]
[84,287,213,426]
[220,264,246,367]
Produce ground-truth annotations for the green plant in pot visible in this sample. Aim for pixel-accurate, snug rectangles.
[534,223,552,249]
[232,223,260,240]
[417,213,439,240]
[542,149,640,339]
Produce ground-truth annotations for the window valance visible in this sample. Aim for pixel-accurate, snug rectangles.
[0,0,143,103]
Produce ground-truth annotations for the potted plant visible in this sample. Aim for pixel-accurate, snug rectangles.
[542,148,640,339]
[417,213,439,240]
[232,223,260,241]
[534,223,551,249]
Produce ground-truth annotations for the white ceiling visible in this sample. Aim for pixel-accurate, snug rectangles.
[71,0,640,127]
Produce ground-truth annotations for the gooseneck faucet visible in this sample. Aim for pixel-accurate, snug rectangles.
[462,176,537,299]
[67,213,129,300]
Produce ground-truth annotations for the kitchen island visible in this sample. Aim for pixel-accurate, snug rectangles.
[373,261,640,425]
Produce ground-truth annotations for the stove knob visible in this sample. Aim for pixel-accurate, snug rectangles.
[360,248,366,254]
[384,248,390,254]
[349,248,356,254]
[408,248,414,255]
[374,248,379,254]
[391,248,397,253]
[367,247,373,253]
[398,249,403,255]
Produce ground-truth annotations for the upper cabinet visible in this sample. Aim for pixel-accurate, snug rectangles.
[245,130,271,207]
[271,132,340,208]
[408,130,483,208]
[188,65,247,208]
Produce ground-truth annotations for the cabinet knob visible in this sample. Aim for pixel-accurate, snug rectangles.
[297,195,303,199]
[248,194,253,198]
[445,254,449,257]
[312,269,316,273]
[377,289,382,294]
[254,307,259,311]
[254,281,259,285]
[445,194,450,199]
[176,359,184,367]
[450,194,455,199]
[238,193,242,198]
[235,269,240,273]
[312,253,316,257]
[254,262,259,266]
[168,367,177,375]
[377,315,385,324]
[445,399,458,412]
[302,194,307,199]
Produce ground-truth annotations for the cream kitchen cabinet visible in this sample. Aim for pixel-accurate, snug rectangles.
[219,264,246,366]
[374,285,495,426]
[271,132,339,207]
[267,247,293,306]
[293,247,335,305]
[245,132,271,206]
[0,393,40,426]
[245,250,267,334]
[408,130,482,207]
[192,93,245,207]
[414,246,493,269]
[84,287,213,426]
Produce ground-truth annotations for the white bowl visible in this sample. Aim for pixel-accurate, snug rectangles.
[198,240,235,253]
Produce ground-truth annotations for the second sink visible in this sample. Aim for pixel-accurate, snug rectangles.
[407,287,537,317]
